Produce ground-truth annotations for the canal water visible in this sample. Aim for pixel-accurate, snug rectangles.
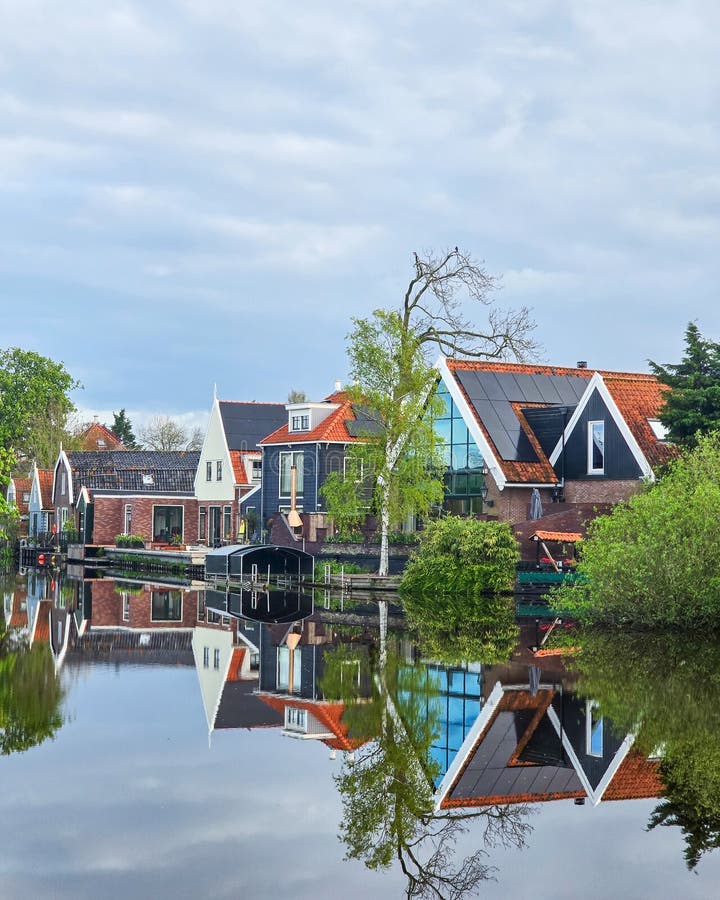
[2,569,720,899]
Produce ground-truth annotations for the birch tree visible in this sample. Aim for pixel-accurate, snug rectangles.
[348,248,539,576]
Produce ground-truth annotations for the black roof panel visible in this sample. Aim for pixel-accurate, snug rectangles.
[219,402,287,451]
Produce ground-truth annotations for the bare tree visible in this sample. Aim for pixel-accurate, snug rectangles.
[137,416,194,451]
[348,248,540,575]
[287,389,307,403]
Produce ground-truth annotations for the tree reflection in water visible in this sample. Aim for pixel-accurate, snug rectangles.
[320,601,531,898]
[568,629,720,871]
[0,608,64,756]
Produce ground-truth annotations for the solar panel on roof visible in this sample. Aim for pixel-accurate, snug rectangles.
[494,371,523,400]
[555,375,588,405]
[513,374,545,403]
[475,371,507,401]
[528,374,563,404]
[454,369,488,401]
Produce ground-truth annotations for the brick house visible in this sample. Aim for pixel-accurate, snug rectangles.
[52,449,200,546]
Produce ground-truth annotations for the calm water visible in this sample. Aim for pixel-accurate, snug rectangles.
[2,569,720,899]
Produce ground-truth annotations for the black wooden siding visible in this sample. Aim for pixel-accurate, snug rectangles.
[261,443,351,519]
[557,390,643,480]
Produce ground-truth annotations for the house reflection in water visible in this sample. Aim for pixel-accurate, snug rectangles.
[435,639,662,812]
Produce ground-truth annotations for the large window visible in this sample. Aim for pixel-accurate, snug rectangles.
[280,451,304,497]
[152,506,183,542]
[198,507,206,540]
[223,505,232,540]
[588,421,605,474]
[151,590,182,621]
[434,382,486,513]
[586,701,604,756]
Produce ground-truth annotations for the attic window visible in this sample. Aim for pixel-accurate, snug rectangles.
[285,707,308,732]
[291,413,310,432]
[142,474,154,486]
[648,419,669,442]
[97,438,106,447]
[23,492,30,502]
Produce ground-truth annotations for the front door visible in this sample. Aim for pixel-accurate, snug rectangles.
[209,507,221,547]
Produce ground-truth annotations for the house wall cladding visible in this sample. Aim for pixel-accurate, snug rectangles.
[262,443,350,519]
[561,391,643,480]
[494,481,637,526]
[91,496,199,545]
[563,479,641,506]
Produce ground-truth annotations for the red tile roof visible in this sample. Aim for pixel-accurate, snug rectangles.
[531,530,584,543]
[12,477,31,517]
[32,600,52,645]
[603,751,663,800]
[603,374,677,469]
[79,422,126,451]
[37,470,55,510]
[260,392,359,445]
[227,647,247,682]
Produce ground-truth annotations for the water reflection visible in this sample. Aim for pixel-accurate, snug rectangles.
[1,573,65,756]
[4,568,720,894]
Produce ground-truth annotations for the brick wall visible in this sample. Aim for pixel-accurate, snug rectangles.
[89,580,201,629]
[92,496,199,545]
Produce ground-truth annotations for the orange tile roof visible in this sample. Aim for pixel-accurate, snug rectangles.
[229,451,249,485]
[32,600,52,644]
[260,392,360,446]
[37,470,55,509]
[79,422,126,451]
[12,477,31,517]
[227,647,247,682]
[603,375,678,469]
[531,530,583,543]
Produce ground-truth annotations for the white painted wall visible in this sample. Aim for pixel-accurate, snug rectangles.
[194,399,233,501]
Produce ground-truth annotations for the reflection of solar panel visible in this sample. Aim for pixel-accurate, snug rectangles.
[454,369,590,462]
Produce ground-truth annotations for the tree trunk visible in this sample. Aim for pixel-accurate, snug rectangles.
[378,472,391,577]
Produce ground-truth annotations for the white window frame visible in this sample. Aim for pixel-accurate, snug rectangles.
[343,455,364,483]
[586,700,604,757]
[198,506,206,541]
[285,707,308,731]
[216,460,222,481]
[222,505,232,540]
[206,461,212,481]
[123,504,132,536]
[291,413,310,432]
[279,451,304,498]
[587,420,605,475]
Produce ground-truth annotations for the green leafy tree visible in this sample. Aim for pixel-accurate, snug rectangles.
[554,431,720,627]
[0,635,65,756]
[400,517,519,664]
[345,248,538,576]
[0,447,17,541]
[649,322,720,448]
[0,348,80,470]
[110,408,137,448]
[566,630,720,871]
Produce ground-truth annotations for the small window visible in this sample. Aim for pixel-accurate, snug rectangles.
[251,460,262,482]
[142,474,154,486]
[216,460,222,481]
[61,472,66,493]
[588,421,605,474]
[291,413,310,431]
[203,647,209,668]
[198,507,207,540]
[22,492,30,503]
[648,419,669,442]
[213,648,220,669]
[223,505,232,540]
[206,461,212,481]
[97,438,106,447]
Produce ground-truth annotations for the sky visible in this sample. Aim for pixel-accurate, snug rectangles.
[2,1,720,432]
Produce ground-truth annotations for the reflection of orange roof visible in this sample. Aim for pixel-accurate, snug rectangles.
[604,751,663,800]
[7,588,28,630]
[227,647,247,682]
[257,696,366,751]
[32,600,52,644]
[229,451,249,485]
[260,393,359,446]
[38,470,55,509]
[531,530,583,543]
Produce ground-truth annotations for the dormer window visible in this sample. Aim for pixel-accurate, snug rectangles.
[142,474,154,486]
[291,413,310,432]
[285,707,308,732]
[97,438,106,447]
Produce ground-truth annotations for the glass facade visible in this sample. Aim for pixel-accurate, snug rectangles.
[434,381,486,515]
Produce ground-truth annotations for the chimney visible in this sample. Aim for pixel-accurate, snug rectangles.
[334,379,342,392]
[576,361,587,369]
